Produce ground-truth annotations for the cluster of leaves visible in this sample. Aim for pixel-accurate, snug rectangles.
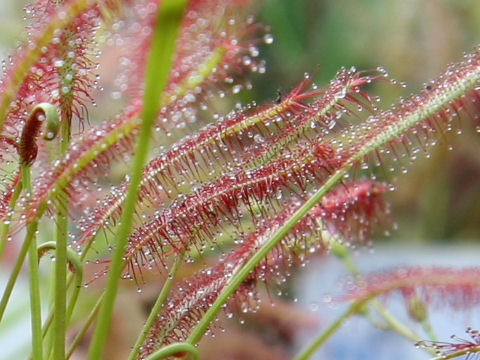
[0,0,479,359]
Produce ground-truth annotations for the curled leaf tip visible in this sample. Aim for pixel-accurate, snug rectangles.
[20,102,59,165]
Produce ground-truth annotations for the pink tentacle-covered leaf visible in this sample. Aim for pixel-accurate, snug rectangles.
[138,180,388,356]
[340,266,480,310]
[18,0,264,227]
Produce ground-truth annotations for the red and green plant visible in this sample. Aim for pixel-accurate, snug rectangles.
[0,1,479,359]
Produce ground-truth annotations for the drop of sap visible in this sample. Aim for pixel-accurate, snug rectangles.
[253,134,264,143]
[242,56,252,66]
[111,91,121,99]
[376,66,389,77]
[263,34,274,44]
[232,84,242,94]
[323,294,332,304]
[54,59,65,68]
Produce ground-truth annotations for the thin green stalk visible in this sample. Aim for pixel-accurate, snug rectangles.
[328,237,360,276]
[0,177,22,261]
[330,237,429,349]
[87,1,187,358]
[41,228,93,350]
[373,301,423,344]
[22,164,43,360]
[430,345,480,360]
[0,193,48,321]
[66,294,103,360]
[421,319,438,341]
[128,252,185,360]
[53,104,72,360]
[145,343,199,360]
[0,210,42,322]
[293,300,368,360]
[27,222,43,360]
[37,241,83,337]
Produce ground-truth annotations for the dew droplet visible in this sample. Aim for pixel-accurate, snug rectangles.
[232,84,242,94]
[263,34,274,44]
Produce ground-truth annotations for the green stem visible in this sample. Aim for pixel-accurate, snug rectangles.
[421,319,438,341]
[40,230,93,354]
[145,343,199,360]
[53,201,68,360]
[371,300,436,356]
[87,1,187,358]
[372,301,422,343]
[21,164,43,360]
[0,201,46,321]
[128,252,185,360]
[330,238,430,351]
[53,101,72,360]
[430,345,480,360]
[293,300,368,360]
[327,234,360,276]
[66,294,103,360]
[28,222,43,360]
[0,176,22,261]
[0,218,36,323]
[38,241,83,326]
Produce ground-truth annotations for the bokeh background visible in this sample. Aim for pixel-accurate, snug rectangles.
[0,1,480,359]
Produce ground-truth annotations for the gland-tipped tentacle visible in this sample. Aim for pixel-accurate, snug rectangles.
[416,328,480,360]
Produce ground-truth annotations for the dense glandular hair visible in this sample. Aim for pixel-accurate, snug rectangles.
[0,0,480,359]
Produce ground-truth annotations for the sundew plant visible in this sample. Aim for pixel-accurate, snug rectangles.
[0,0,480,359]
